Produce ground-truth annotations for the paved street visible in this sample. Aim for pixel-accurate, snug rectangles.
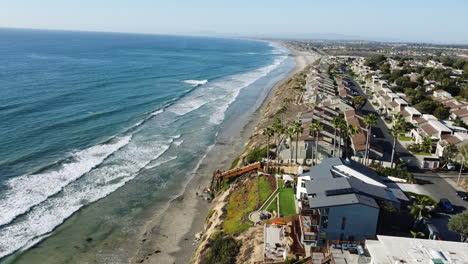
[413,172,467,241]
[350,76,409,162]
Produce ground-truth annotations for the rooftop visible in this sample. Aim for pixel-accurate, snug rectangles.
[264,225,287,261]
[366,235,468,264]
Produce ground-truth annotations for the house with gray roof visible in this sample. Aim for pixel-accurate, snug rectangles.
[296,158,406,247]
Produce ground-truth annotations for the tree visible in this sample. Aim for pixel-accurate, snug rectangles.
[410,230,425,239]
[344,125,360,158]
[422,136,433,153]
[353,96,367,111]
[440,56,454,67]
[293,121,303,164]
[272,117,283,163]
[434,106,450,120]
[408,196,434,219]
[263,127,274,171]
[202,233,240,264]
[457,145,468,185]
[448,212,468,242]
[415,100,438,114]
[285,126,295,165]
[453,60,466,70]
[441,144,458,166]
[390,114,414,168]
[331,117,345,157]
[310,121,323,165]
[363,113,378,165]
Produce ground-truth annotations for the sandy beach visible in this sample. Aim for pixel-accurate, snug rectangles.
[131,46,321,264]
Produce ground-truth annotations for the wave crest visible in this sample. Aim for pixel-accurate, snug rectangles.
[183,80,208,86]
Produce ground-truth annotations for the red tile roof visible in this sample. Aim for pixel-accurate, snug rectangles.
[420,124,438,136]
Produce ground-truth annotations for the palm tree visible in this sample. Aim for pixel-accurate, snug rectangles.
[331,117,340,157]
[263,127,274,172]
[272,117,283,164]
[285,126,296,164]
[363,113,378,165]
[408,196,433,219]
[389,125,404,169]
[293,121,303,164]
[331,116,345,157]
[344,125,360,158]
[410,230,425,239]
[422,136,433,153]
[310,121,323,165]
[457,144,468,185]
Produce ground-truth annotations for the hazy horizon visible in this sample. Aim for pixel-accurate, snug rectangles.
[1,0,468,45]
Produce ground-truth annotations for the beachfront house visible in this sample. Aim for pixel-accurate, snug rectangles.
[296,158,406,247]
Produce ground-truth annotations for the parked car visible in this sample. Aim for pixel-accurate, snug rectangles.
[456,191,468,201]
[439,198,455,213]
[447,163,456,170]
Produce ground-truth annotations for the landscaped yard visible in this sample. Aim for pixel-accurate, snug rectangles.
[398,136,413,141]
[265,197,278,213]
[279,187,296,216]
[224,175,276,234]
[224,179,257,234]
[258,175,275,204]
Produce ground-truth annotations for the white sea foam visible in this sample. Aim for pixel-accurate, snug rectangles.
[0,136,132,228]
[183,79,208,86]
[0,135,172,259]
[146,155,178,169]
[173,139,184,147]
[208,55,288,124]
[151,109,164,116]
[170,55,287,120]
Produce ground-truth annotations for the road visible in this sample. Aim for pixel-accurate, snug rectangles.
[349,76,407,162]
[413,171,467,241]
[348,73,467,241]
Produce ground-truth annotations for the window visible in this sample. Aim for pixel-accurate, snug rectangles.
[341,217,346,230]
[320,215,328,229]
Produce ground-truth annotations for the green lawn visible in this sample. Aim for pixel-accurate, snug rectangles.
[266,197,278,213]
[410,151,433,156]
[279,188,296,216]
[258,176,274,204]
[398,136,413,141]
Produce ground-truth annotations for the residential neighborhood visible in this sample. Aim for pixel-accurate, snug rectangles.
[195,43,468,264]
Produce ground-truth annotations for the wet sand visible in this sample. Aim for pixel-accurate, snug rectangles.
[130,46,320,264]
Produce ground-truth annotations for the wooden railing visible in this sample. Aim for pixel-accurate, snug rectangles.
[220,162,261,179]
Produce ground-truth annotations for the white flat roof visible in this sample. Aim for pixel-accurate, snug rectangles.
[381,88,392,93]
[333,165,387,188]
[394,98,408,105]
[428,120,452,133]
[366,235,468,264]
[405,106,421,116]
[422,114,438,121]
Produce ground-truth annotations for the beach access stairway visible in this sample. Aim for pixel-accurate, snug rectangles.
[210,162,262,193]
[219,162,261,179]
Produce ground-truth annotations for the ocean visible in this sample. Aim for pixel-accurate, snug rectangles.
[0,29,294,263]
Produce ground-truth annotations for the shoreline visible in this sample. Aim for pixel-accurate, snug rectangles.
[131,45,319,264]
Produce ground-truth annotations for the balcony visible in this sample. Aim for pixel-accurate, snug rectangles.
[300,212,320,243]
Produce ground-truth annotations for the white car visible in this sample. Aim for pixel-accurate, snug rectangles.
[447,163,456,170]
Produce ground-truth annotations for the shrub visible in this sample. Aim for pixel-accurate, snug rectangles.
[202,233,240,264]
[378,167,414,183]
[246,147,268,164]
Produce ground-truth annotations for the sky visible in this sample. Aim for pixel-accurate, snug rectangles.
[1,0,468,44]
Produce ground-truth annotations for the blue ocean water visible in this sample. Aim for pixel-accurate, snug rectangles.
[0,29,293,261]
